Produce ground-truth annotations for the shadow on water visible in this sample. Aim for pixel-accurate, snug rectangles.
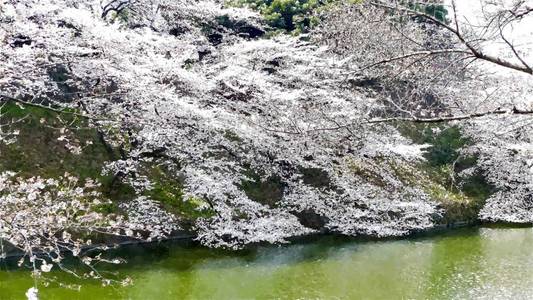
[93,226,483,270]
[0,225,497,273]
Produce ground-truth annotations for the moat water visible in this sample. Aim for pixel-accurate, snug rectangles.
[1,226,533,299]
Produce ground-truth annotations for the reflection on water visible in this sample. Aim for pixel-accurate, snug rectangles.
[1,226,533,299]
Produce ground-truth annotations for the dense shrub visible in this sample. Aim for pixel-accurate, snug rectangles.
[228,0,448,33]
[228,0,338,33]
[406,1,448,23]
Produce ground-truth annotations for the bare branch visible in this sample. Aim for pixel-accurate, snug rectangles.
[358,49,470,72]
[370,0,533,75]
[497,15,532,73]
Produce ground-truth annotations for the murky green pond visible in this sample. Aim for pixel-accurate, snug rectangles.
[2,226,533,299]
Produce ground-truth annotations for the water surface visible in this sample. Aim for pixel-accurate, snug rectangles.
[1,226,533,299]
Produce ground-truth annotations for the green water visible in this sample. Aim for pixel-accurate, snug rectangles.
[2,226,533,299]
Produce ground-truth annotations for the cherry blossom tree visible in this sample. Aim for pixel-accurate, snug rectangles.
[318,0,533,224]
[0,171,175,296]
[1,0,533,298]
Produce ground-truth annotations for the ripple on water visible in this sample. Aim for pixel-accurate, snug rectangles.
[1,226,533,299]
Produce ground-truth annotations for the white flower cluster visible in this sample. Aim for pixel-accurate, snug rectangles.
[3,0,532,254]
[1,0,449,250]
[119,196,179,240]
[0,171,175,287]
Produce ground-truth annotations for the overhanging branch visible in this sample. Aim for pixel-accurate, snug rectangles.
[257,107,533,136]
[369,0,533,75]
[367,107,533,124]
[359,49,470,71]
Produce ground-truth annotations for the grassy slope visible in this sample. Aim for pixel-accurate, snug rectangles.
[0,100,492,231]
[396,123,492,224]
[0,102,212,226]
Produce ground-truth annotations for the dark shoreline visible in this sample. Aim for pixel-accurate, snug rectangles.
[2,220,531,261]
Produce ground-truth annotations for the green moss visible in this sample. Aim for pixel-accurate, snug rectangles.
[143,165,215,221]
[0,102,112,180]
[389,159,486,224]
[93,202,120,214]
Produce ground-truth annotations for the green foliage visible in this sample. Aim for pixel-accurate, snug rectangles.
[404,1,449,23]
[0,101,217,222]
[299,167,331,189]
[144,166,215,221]
[228,0,337,33]
[109,8,130,24]
[347,158,387,187]
[93,201,120,214]
[398,124,467,167]
[389,158,483,224]
[398,123,493,206]
[423,4,448,22]
[0,101,139,210]
[0,102,113,180]
[228,0,447,33]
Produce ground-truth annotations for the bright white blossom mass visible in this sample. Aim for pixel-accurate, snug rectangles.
[1,0,532,295]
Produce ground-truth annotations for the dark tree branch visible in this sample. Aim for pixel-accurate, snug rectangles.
[257,107,533,135]
[101,0,130,19]
[510,6,533,19]
[366,107,533,124]
[359,49,470,72]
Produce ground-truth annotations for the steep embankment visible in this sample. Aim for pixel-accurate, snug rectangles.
[0,0,499,251]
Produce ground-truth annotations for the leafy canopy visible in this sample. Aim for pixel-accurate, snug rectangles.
[228,0,338,33]
[404,1,449,23]
[228,0,448,33]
